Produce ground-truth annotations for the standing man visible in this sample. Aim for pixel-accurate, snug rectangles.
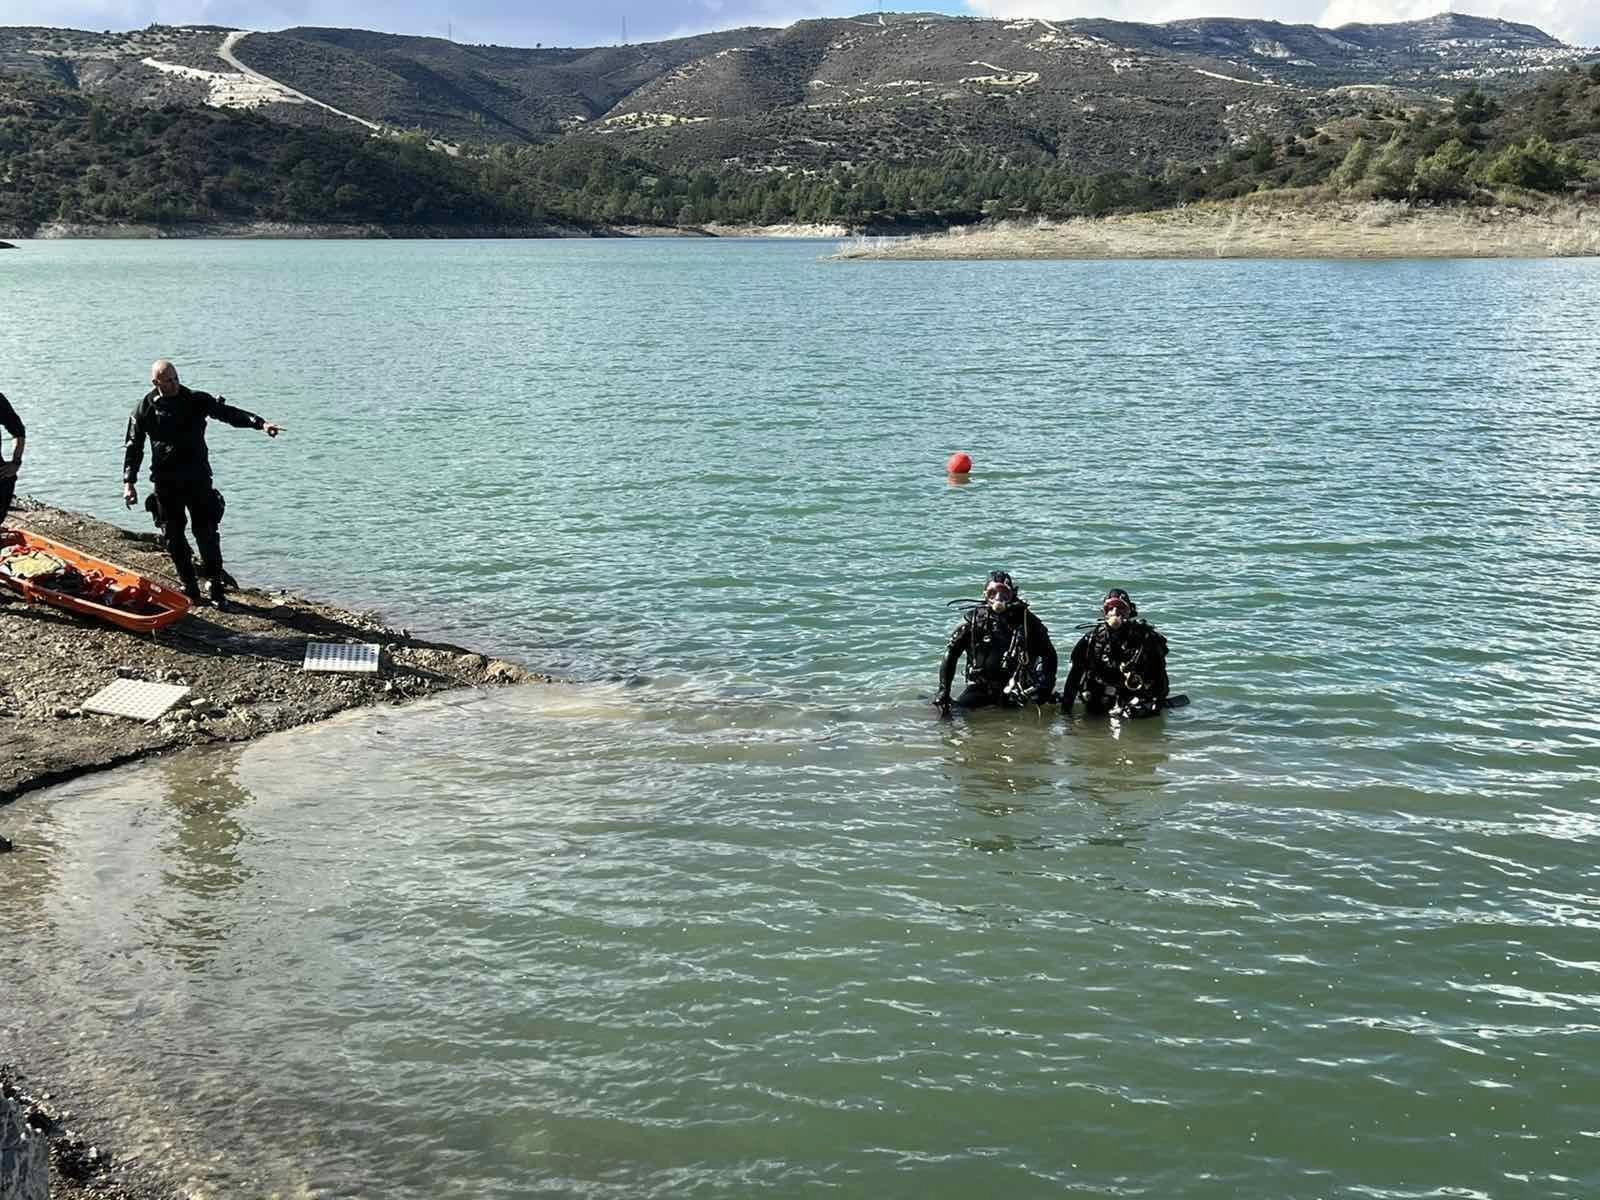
[122,360,282,605]
[0,389,24,528]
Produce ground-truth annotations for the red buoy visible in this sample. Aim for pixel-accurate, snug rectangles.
[946,451,973,475]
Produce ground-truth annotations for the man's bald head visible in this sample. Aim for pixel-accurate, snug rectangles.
[151,360,180,397]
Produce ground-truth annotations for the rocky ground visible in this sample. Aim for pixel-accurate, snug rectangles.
[1,497,551,1198]
[1,1067,167,1200]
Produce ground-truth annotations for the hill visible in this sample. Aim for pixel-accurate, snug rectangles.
[0,74,577,234]
[0,15,1597,238]
[1,13,1590,174]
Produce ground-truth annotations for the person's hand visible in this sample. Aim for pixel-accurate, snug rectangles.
[933,690,952,718]
[123,483,137,508]
[263,422,284,438]
[0,461,16,482]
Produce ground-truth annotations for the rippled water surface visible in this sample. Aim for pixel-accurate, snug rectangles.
[2,241,1599,1198]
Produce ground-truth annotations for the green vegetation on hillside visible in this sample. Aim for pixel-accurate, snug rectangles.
[0,78,556,230]
[3,64,1598,236]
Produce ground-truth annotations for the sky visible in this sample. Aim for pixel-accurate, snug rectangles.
[4,0,1596,51]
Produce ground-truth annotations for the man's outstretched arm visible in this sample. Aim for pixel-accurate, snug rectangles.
[205,394,283,438]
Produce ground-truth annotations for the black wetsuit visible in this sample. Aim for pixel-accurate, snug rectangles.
[1062,619,1169,717]
[123,385,264,597]
[0,392,23,526]
[938,603,1058,710]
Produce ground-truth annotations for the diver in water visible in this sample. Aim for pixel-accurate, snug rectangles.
[934,570,1058,716]
[1061,588,1171,718]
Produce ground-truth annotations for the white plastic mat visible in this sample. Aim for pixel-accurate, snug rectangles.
[303,642,381,674]
[82,679,191,721]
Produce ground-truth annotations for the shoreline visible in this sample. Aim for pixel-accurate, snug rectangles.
[831,195,1600,261]
[0,219,908,242]
[1,219,600,240]
[0,219,814,241]
[1,498,553,1197]
[1,499,547,812]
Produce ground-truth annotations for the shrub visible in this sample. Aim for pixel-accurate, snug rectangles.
[1483,136,1585,192]
[1367,135,1414,199]
[1329,137,1372,191]
[1410,138,1477,201]
[1453,87,1500,127]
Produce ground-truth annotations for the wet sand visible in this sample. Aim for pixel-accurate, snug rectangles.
[1,497,549,1197]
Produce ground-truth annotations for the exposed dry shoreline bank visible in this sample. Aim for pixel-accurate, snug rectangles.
[832,197,1600,261]
[1,219,597,240]
[0,220,868,241]
[1,499,549,1199]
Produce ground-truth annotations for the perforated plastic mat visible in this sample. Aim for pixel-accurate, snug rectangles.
[303,642,381,674]
[82,679,191,721]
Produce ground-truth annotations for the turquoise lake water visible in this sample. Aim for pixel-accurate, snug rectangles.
[2,239,1599,1198]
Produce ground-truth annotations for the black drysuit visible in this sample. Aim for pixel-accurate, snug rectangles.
[123,386,265,596]
[0,392,23,526]
[938,603,1058,709]
[1062,620,1169,717]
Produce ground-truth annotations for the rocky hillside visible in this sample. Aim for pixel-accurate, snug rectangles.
[0,12,1590,173]
[1,14,1596,238]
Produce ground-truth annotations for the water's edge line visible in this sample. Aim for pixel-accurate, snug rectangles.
[0,499,557,811]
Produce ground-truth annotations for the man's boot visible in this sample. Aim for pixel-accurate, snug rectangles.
[206,577,225,606]
[172,557,202,605]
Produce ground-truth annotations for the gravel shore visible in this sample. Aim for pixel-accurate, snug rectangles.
[1,497,550,1198]
[1,498,545,810]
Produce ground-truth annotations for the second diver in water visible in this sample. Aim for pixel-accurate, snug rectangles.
[935,570,1058,716]
[1061,588,1171,718]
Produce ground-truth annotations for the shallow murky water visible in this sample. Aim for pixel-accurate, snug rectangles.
[3,242,1599,1197]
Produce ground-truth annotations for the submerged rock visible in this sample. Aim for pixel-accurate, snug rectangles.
[0,1093,48,1200]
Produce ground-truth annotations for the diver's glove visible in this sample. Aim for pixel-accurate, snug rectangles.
[933,689,952,718]
[1111,697,1162,719]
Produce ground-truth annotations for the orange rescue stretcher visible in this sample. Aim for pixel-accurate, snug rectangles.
[0,527,191,632]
